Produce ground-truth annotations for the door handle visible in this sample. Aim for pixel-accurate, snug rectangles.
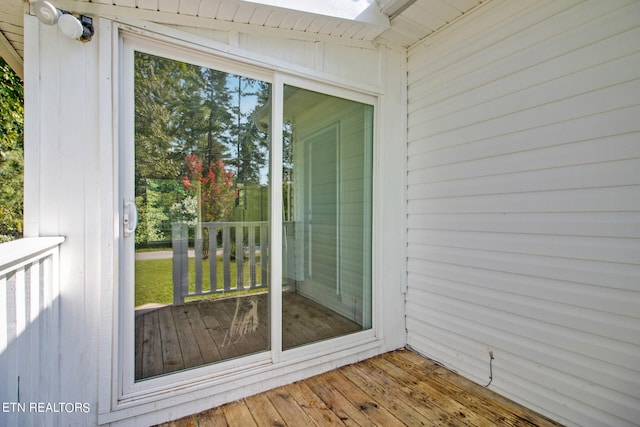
[123,201,138,236]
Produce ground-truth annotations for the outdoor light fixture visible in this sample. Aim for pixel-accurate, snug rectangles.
[58,13,87,39]
[33,0,60,25]
[32,0,94,42]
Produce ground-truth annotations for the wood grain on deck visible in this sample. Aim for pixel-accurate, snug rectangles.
[160,349,563,427]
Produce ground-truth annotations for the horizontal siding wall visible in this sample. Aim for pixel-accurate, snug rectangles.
[405,1,640,426]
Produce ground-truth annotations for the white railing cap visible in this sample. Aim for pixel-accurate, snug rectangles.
[0,236,65,271]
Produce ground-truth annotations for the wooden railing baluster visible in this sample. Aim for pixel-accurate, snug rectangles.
[222,225,231,292]
[194,236,203,296]
[249,225,256,289]
[172,222,270,303]
[0,236,65,422]
[235,224,243,290]
[261,222,269,288]
[207,225,217,293]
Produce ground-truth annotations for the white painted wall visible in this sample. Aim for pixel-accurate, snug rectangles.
[405,1,640,426]
[23,13,106,427]
[23,13,407,425]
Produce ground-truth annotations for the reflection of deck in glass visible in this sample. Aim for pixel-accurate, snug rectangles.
[135,292,362,381]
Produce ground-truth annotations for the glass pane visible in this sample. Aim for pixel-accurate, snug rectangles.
[282,85,373,350]
[133,52,271,381]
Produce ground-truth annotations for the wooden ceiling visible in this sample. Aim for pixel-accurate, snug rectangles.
[0,0,25,78]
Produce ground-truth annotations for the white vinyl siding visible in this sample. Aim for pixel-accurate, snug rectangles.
[289,95,372,323]
[405,1,640,426]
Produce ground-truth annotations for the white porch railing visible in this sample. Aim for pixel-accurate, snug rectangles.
[172,222,268,305]
[0,236,64,424]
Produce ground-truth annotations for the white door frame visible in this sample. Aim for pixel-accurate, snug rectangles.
[117,35,277,399]
[105,26,382,425]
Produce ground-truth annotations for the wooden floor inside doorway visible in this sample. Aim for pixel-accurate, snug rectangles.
[136,292,363,381]
[159,349,563,427]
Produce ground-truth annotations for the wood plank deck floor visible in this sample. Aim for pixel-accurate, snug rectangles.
[136,292,363,381]
[158,349,563,427]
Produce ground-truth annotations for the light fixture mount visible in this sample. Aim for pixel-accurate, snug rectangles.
[79,15,95,42]
[32,1,94,42]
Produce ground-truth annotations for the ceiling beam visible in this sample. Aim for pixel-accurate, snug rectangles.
[378,0,418,19]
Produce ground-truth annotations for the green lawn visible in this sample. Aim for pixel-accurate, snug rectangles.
[135,256,264,307]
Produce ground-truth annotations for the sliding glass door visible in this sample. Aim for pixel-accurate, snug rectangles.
[128,51,272,381]
[121,43,374,387]
[281,85,373,349]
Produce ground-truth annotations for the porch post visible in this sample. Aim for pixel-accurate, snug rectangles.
[172,222,188,305]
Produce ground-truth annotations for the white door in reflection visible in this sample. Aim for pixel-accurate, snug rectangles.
[282,86,373,350]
